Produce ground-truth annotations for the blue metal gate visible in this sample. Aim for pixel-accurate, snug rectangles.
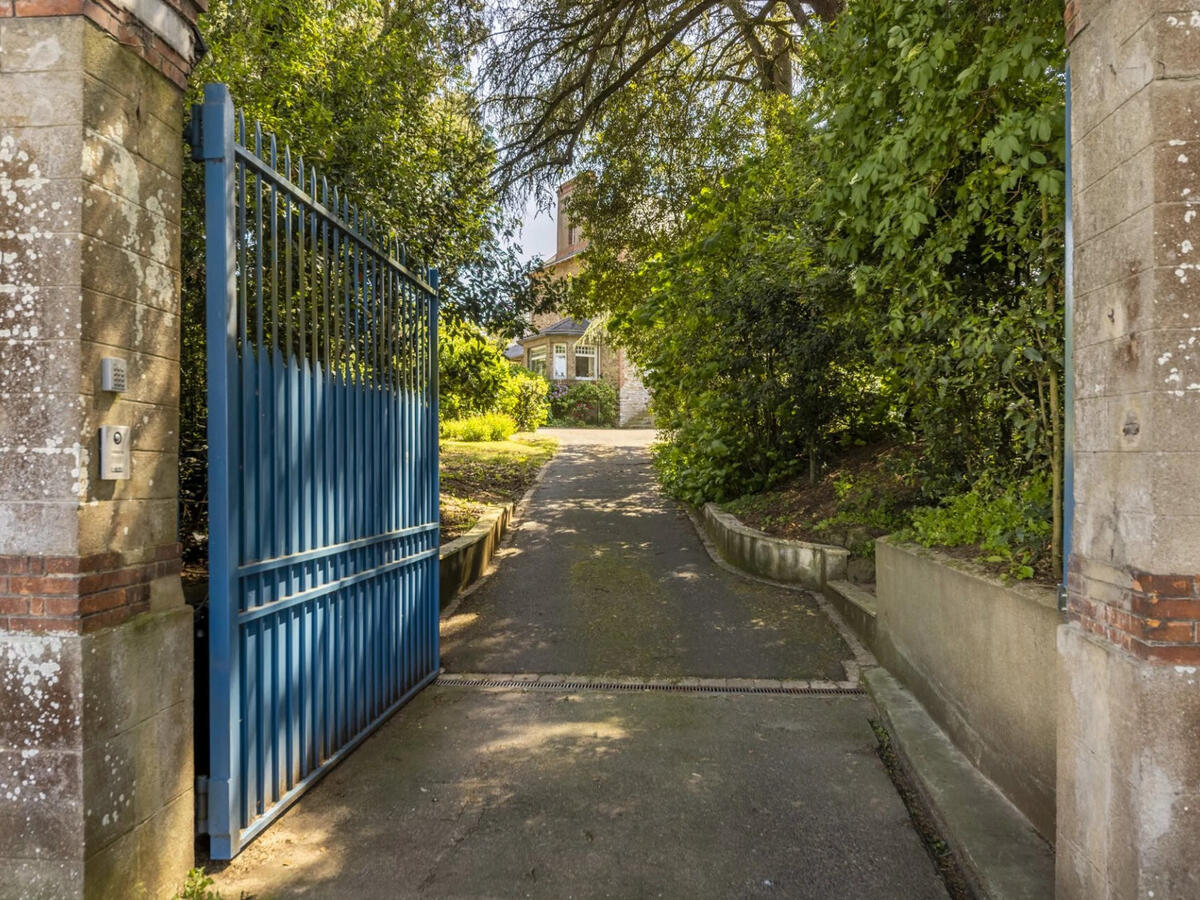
[192,84,440,859]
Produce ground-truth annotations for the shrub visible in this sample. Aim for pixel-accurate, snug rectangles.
[548,380,619,426]
[438,319,514,421]
[500,370,550,431]
[907,473,1053,580]
[440,413,517,442]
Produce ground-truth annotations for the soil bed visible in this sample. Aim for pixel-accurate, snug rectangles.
[721,442,1057,587]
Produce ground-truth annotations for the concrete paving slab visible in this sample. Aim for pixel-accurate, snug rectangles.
[440,429,851,680]
[212,685,948,900]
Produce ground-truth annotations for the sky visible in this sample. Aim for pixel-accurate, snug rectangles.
[518,195,557,262]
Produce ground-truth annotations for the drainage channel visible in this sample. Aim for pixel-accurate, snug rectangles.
[436,673,864,696]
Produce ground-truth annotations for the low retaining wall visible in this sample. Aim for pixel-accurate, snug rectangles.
[699,503,848,589]
[439,504,514,609]
[874,538,1060,840]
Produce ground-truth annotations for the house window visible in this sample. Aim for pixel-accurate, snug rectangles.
[552,343,568,379]
[574,343,597,380]
[568,222,581,246]
[529,346,547,377]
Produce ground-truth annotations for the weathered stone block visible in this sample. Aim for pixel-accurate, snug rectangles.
[0,71,83,128]
[132,788,193,899]
[80,292,180,362]
[77,497,177,557]
[1071,85,1150,195]
[1072,496,1154,572]
[0,858,83,900]
[80,729,137,852]
[132,699,192,822]
[81,133,180,233]
[1058,625,1200,898]
[0,749,83,860]
[1074,143,1153,245]
[1073,270,1151,350]
[1075,204,1154,296]
[0,16,84,74]
[0,502,80,556]
[1,125,84,181]
[0,631,83,751]
[79,235,180,310]
[0,446,87,501]
[1154,11,1200,79]
[1069,9,1154,139]
[1149,77,1200,143]
[81,182,178,267]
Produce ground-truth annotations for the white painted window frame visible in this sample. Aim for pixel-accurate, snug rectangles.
[529,345,547,377]
[573,343,598,380]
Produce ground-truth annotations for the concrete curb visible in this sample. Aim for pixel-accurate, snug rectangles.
[697,502,848,589]
[864,667,1055,900]
[438,503,514,609]
[823,579,879,647]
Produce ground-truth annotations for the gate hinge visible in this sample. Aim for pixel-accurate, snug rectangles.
[195,774,209,834]
[186,106,204,162]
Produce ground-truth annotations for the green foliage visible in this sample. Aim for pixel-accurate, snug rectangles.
[808,0,1066,482]
[174,869,221,900]
[440,413,518,442]
[561,0,1065,576]
[500,370,550,432]
[438,320,515,421]
[548,381,619,427]
[439,322,550,431]
[597,110,885,503]
[907,474,1054,580]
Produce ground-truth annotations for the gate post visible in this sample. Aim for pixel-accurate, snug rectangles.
[0,2,206,897]
[1061,0,1200,896]
[193,82,242,861]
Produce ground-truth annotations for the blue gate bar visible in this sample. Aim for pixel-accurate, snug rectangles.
[192,83,441,860]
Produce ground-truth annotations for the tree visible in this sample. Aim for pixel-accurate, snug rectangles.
[609,112,876,503]
[808,0,1066,567]
[482,0,844,192]
[179,0,509,560]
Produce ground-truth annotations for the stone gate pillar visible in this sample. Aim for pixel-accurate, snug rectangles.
[1062,0,1200,896]
[0,1,204,897]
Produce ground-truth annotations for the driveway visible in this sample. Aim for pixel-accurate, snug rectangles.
[212,428,947,899]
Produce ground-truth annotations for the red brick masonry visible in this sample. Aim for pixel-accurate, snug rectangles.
[1068,556,1200,665]
[0,544,181,633]
[1064,0,1081,44]
[0,0,207,89]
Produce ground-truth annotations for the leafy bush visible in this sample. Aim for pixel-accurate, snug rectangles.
[907,474,1054,580]
[439,320,515,421]
[500,370,550,431]
[440,413,517,442]
[548,380,619,426]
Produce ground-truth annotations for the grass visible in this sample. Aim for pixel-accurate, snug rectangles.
[439,434,558,540]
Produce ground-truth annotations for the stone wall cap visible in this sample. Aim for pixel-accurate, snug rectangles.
[879,537,1060,612]
[702,502,850,557]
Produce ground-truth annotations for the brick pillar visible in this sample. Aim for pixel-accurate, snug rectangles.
[0,2,204,896]
[1062,1,1200,896]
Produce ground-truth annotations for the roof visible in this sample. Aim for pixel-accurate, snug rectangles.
[503,342,524,360]
[518,317,591,344]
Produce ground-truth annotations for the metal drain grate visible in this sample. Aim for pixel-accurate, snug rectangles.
[436,675,863,696]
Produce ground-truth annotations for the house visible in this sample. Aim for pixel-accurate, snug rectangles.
[510,178,652,426]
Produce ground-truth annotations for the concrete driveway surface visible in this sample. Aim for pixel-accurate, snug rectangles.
[211,428,947,899]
